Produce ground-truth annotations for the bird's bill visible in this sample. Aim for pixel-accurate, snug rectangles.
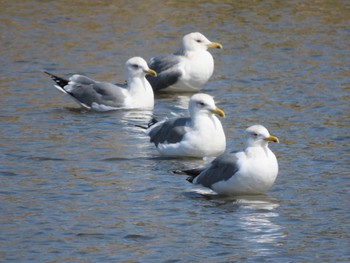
[145,69,157,77]
[210,107,225,118]
[264,136,279,143]
[207,42,223,49]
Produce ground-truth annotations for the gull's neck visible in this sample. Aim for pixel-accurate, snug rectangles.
[180,47,208,58]
[128,76,148,93]
[191,112,220,130]
[127,75,154,104]
[245,142,271,157]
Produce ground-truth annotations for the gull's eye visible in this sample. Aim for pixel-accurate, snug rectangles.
[197,101,205,106]
[131,64,139,69]
[196,39,202,43]
[253,133,258,137]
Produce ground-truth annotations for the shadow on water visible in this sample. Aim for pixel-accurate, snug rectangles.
[184,189,279,210]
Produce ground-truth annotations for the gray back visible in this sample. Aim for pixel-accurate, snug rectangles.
[149,117,190,146]
[69,81,126,108]
[196,152,239,188]
[146,54,182,91]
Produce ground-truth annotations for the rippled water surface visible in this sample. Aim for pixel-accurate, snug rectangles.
[1,1,349,262]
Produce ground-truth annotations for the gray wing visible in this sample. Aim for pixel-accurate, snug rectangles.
[146,54,183,91]
[148,117,190,146]
[66,75,127,108]
[195,152,240,188]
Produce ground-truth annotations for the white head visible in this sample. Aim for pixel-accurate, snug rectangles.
[245,125,279,147]
[125,57,157,79]
[188,93,225,118]
[181,32,223,53]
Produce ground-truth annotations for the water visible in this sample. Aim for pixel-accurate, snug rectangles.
[1,0,349,262]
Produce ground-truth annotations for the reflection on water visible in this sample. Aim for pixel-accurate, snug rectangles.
[120,109,154,126]
[1,0,350,262]
[185,193,286,259]
[235,198,284,255]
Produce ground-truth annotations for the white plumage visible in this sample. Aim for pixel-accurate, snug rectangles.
[45,57,157,111]
[181,125,279,195]
[147,32,222,92]
[146,93,226,158]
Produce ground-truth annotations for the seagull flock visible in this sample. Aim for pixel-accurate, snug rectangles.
[45,32,280,196]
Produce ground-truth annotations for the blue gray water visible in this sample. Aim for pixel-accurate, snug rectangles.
[1,1,349,262]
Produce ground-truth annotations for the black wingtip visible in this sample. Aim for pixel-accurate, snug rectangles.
[135,116,159,130]
[135,124,148,130]
[173,167,203,185]
[178,168,203,176]
[173,170,187,175]
[173,170,195,183]
[147,116,159,128]
[186,176,194,183]
[43,71,69,88]
[43,70,56,78]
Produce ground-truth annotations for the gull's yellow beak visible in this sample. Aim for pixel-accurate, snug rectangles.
[145,69,157,77]
[207,42,223,49]
[210,107,225,118]
[264,136,279,143]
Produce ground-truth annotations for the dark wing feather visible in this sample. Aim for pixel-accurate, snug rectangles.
[173,168,205,183]
[173,168,204,176]
[195,153,240,188]
[45,72,126,108]
[44,71,69,88]
[67,82,126,107]
[148,117,190,146]
[146,54,182,91]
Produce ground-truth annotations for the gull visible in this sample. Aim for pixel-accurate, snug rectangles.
[145,93,226,158]
[146,32,222,92]
[175,125,279,195]
[44,57,157,111]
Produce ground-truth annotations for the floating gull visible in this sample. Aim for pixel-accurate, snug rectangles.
[146,32,222,92]
[175,125,279,195]
[45,57,157,111]
[145,93,226,158]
